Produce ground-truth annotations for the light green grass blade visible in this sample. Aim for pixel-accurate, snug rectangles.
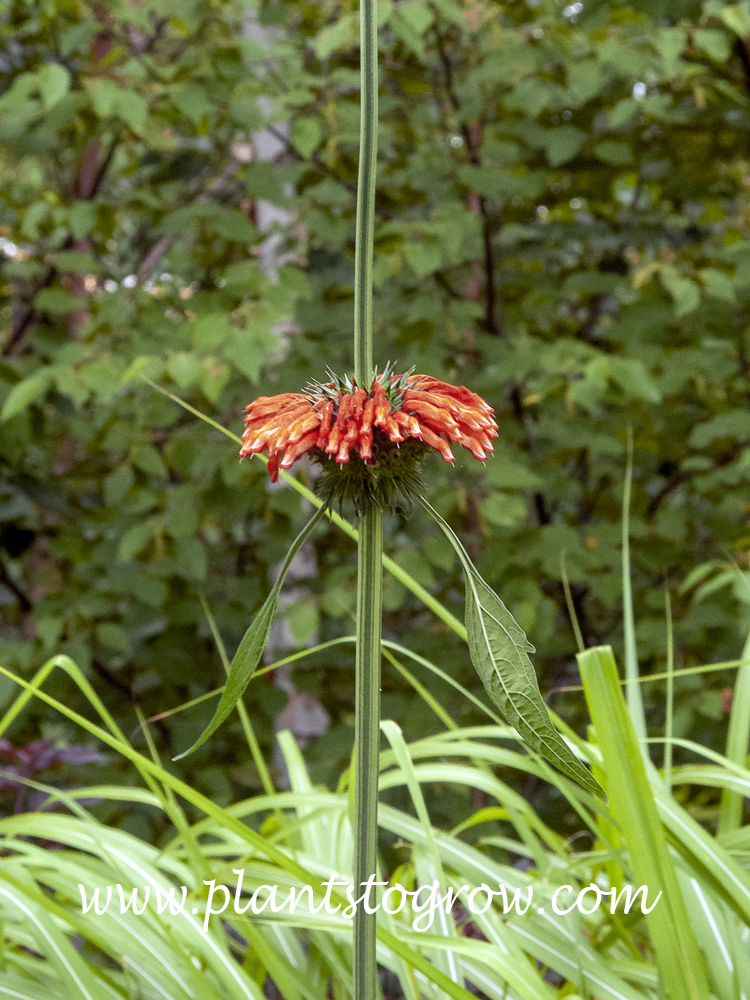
[621,428,646,742]
[578,644,709,1000]
[719,627,750,835]
[652,777,750,928]
[679,873,750,1000]
[381,720,459,984]
[664,584,675,791]
[0,869,116,1000]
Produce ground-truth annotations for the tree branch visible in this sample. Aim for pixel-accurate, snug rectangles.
[734,37,750,96]
[2,134,120,357]
[434,30,502,335]
[264,123,357,194]
[137,157,242,283]
[0,555,32,614]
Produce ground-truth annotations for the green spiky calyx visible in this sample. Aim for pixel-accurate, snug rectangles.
[306,361,414,411]
[312,434,425,516]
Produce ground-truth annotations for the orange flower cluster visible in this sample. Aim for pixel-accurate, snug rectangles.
[239,373,498,482]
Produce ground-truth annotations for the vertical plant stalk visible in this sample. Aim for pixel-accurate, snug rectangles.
[354,506,383,998]
[354,0,378,388]
[353,0,381,995]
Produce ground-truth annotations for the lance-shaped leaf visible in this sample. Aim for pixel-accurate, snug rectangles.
[419,497,602,797]
[174,506,325,760]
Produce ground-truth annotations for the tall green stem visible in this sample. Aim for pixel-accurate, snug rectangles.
[354,508,383,998]
[354,0,378,388]
[353,0,380,994]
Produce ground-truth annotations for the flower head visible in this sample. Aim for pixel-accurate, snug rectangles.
[240,365,498,512]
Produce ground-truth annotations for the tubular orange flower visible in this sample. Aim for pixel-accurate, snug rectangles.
[239,365,498,512]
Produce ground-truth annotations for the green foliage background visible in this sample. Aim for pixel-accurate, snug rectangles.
[2,0,750,828]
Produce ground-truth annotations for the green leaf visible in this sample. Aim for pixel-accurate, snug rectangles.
[290,117,322,157]
[403,240,442,277]
[285,598,320,645]
[688,410,750,448]
[0,370,50,421]
[458,164,548,199]
[608,357,662,403]
[131,445,168,478]
[86,77,120,117]
[166,352,199,389]
[721,4,750,37]
[117,521,155,561]
[701,267,736,302]
[419,497,602,796]
[69,201,97,239]
[173,506,325,760]
[594,140,633,165]
[544,125,586,167]
[223,329,275,382]
[115,90,148,133]
[661,266,701,316]
[34,288,80,313]
[480,492,527,527]
[96,623,130,652]
[314,14,357,59]
[656,27,686,65]
[392,548,435,588]
[171,85,212,123]
[210,207,257,243]
[104,466,134,507]
[54,251,102,273]
[607,96,639,128]
[693,29,732,63]
[37,63,71,110]
[400,0,432,34]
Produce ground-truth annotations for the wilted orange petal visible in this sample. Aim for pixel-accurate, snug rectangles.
[456,432,490,460]
[326,393,353,454]
[247,392,301,409]
[414,423,455,463]
[358,397,376,459]
[245,394,306,419]
[401,396,460,434]
[240,423,279,455]
[350,387,367,417]
[279,430,320,469]
[382,413,406,443]
[371,381,391,427]
[316,399,335,448]
[392,410,422,436]
[267,453,280,482]
[335,419,360,463]
[410,377,494,415]
[245,405,315,433]
[283,410,321,446]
